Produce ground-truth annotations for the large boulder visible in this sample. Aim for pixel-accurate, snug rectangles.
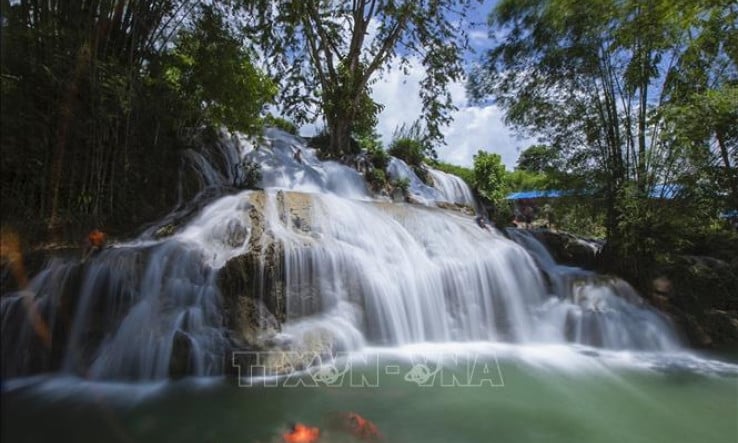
[649,255,738,347]
[533,229,602,270]
[218,190,320,356]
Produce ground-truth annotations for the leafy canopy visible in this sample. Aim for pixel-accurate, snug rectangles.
[166,8,276,134]
[244,0,476,153]
[473,150,507,202]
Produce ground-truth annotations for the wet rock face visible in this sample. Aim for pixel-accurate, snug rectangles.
[1,247,151,377]
[218,190,317,353]
[217,195,286,327]
[218,249,286,356]
[533,230,602,270]
[650,256,738,347]
[169,330,193,378]
[436,201,475,216]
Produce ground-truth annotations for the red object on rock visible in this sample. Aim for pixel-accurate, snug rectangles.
[87,229,106,248]
[282,423,320,443]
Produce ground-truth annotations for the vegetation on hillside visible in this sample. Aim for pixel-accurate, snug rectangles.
[243,0,475,156]
[1,0,735,297]
[0,2,275,240]
[468,0,738,286]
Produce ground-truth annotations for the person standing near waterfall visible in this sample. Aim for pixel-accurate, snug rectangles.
[294,147,303,164]
[522,204,534,229]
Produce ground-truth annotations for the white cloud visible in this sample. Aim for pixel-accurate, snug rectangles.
[468,30,490,44]
[441,105,527,168]
[371,57,529,169]
[297,54,530,169]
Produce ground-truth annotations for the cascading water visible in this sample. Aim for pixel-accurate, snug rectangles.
[387,157,477,206]
[1,242,228,379]
[1,128,683,380]
[507,229,680,350]
[274,192,545,348]
[427,168,477,206]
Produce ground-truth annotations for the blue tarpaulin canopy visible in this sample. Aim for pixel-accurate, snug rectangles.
[506,190,564,200]
[507,184,682,200]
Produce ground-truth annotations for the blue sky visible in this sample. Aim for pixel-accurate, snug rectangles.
[300,0,531,169]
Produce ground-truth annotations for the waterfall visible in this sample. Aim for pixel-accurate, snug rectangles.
[1,129,682,380]
[271,192,545,349]
[386,158,444,205]
[1,243,227,379]
[427,168,476,207]
[507,229,680,350]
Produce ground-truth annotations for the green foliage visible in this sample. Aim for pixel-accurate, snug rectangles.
[244,0,475,154]
[322,61,385,149]
[355,131,382,152]
[660,84,738,207]
[0,2,275,239]
[388,121,434,183]
[165,9,276,134]
[389,138,425,167]
[470,0,738,277]
[391,121,435,159]
[392,177,411,195]
[357,132,390,170]
[551,200,607,239]
[473,151,508,203]
[263,114,299,135]
[505,170,550,192]
[234,159,262,189]
[366,168,388,192]
[516,145,561,174]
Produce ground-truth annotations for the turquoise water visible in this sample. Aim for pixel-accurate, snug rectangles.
[2,345,737,443]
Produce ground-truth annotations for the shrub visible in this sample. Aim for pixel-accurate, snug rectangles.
[388,137,425,166]
[366,168,388,192]
[356,131,390,170]
[263,114,298,134]
[392,177,411,194]
[367,145,390,170]
[234,159,262,189]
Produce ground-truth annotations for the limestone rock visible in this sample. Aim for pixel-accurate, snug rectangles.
[533,229,602,270]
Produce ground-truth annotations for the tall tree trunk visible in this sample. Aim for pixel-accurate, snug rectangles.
[637,78,648,193]
[47,43,91,239]
[328,117,351,157]
[716,128,738,207]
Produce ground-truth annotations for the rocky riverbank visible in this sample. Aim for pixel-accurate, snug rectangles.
[531,228,738,348]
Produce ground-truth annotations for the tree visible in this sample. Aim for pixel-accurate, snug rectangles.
[467,0,729,239]
[505,169,549,192]
[473,150,507,202]
[660,3,738,207]
[469,0,737,286]
[165,7,276,133]
[0,1,275,240]
[516,144,561,173]
[245,0,474,156]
